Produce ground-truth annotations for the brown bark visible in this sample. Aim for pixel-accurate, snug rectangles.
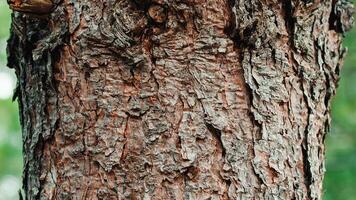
[7,0,354,199]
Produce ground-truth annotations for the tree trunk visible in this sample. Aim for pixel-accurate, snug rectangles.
[7,0,354,199]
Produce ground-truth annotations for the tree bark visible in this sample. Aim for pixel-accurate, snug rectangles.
[7,0,354,199]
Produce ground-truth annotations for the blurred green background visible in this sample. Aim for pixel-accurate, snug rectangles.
[0,1,22,200]
[0,1,355,200]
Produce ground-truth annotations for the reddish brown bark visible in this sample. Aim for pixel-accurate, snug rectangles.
[7,0,354,199]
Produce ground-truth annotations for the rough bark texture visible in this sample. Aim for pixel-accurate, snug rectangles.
[7,0,354,199]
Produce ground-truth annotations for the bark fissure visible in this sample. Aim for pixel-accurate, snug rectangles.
[205,123,226,157]
[302,124,313,199]
[282,0,296,49]
[297,59,314,199]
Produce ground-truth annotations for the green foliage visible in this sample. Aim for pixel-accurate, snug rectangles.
[0,1,11,63]
[0,99,22,176]
[0,3,22,200]
[0,2,10,38]
[0,1,22,164]
[0,1,355,200]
